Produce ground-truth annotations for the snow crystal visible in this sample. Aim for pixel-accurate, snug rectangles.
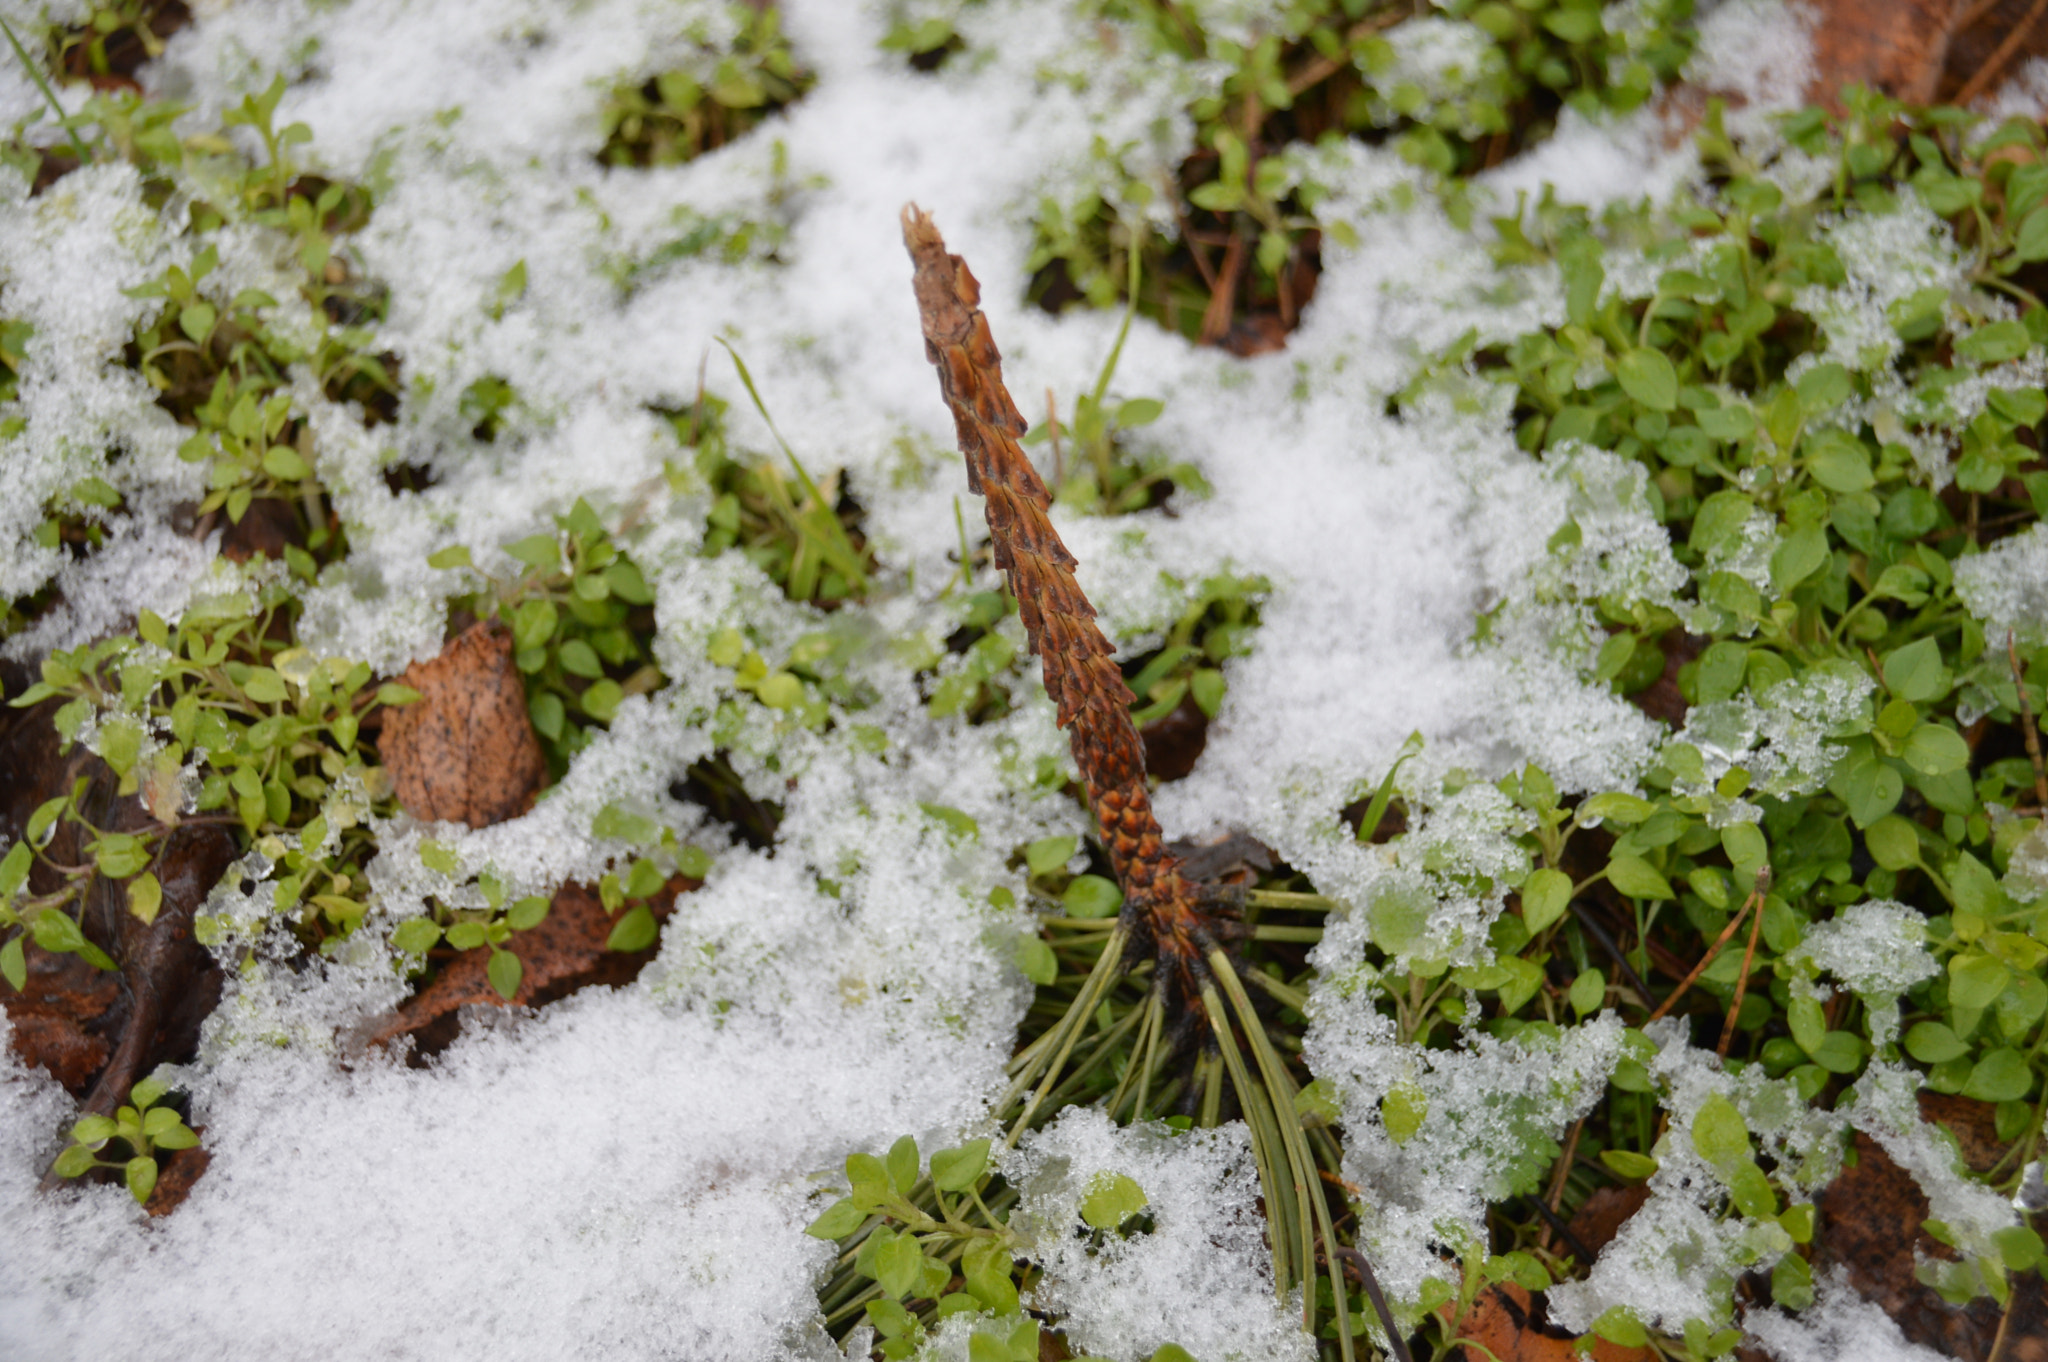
[1547,1019,1839,1336]
[0,0,1858,1356]
[1007,1108,1313,1362]
[1743,1266,1952,1362]
[1305,998,1624,1306]
[1957,522,2048,646]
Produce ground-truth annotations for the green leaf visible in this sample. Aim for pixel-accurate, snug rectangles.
[1865,815,1921,871]
[1063,875,1122,919]
[592,803,659,845]
[1600,1149,1658,1180]
[1691,1092,1750,1169]
[605,904,658,952]
[126,1155,158,1205]
[1726,1157,1777,1218]
[886,1135,920,1196]
[1592,1307,1650,1349]
[2015,206,2048,262]
[962,1237,1019,1314]
[930,1139,990,1192]
[0,936,23,992]
[418,840,460,875]
[52,1144,95,1178]
[0,840,29,898]
[30,908,86,955]
[1579,793,1654,826]
[917,801,977,840]
[262,445,309,480]
[1905,1021,1969,1064]
[806,1197,865,1240]
[493,259,528,315]
[866,1298,916,1340]
[1958,319,2031,364]
[390,918,443,955]
[1115,397,1164,427]
[427,545,472,569]
[1903,723,1970,776]
[486,948,522,1000]
[1810,1030,1865,1074]
[1770,523,1829,593]
[128,872,162,925]
[1080,1171,1148,1230]
[1789,995,1827,1052]
[506,895,550,931]
[177,302,216,344]
[1520,867,1571,934]
[1882,637,1948,703]
[376,683,423,707]
[873,1229,924,1298]
[72,1113,118,1144]
[1965,1048,2033,1102]
[1568,967,1606,1016]
[1607,853,1673,900]
[1382,1083,1426,1144]
[1026,835,1077,877]
[445,922,488,951]
[581,679,623,722]
[1616,349,1678,412]
[505,533,562,572]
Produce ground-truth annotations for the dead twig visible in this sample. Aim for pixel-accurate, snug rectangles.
[1717,869,1771,1058]
[2010,630,2048,812]
[1648,871,1768,1024]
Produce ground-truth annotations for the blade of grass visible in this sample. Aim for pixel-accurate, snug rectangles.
[0,14,92,163]
[1355,730,1423,843]
[717,339,868,595]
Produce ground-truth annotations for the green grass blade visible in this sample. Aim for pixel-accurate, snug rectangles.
[0,15,92,163]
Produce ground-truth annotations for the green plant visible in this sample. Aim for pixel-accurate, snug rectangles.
[598,3,813,167]
[432,498,662,776]
[1027,0,1698,344]
[1022,256,1207,513]
[669,350,875,607]
[52,0,177,82]
[0,589,413,984]
[51,1072,199,1204]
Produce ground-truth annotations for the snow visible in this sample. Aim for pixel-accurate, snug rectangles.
[1006,1108,1313,1362]
[0,0,2003,1358]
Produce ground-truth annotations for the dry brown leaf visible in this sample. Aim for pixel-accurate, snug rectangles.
[380,620,546,828]
[1568,1184,1652,1262]
[359,877,695,1059]
[1808,1096,2048,1360]
[1444,1283,1653,1362]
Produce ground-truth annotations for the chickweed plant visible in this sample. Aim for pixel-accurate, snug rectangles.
[597,1,814,168]
[1025,0,1697,343]
[5,5,2048,1361]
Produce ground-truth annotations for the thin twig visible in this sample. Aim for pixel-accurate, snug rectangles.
[2010,630,2048,812]
[1647,874,1767,1023]
[1717,872,1770,1058]
[1333,1246,1415,1362]
[1954,0,2048,107]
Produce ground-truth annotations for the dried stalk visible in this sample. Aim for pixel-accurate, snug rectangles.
[900,205,1234,1024]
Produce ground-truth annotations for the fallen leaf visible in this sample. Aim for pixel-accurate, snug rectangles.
[1802,0,1963,108]
[1810,1093,2048,1360]
[1445,1282,1653,1362]
[379,621,546,828]
[1567,1184,1652,1262]
[359,876,697,1060]
[1,665,236,1206]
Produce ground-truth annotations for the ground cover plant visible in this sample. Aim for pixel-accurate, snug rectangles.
[3,1,2048,1360]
